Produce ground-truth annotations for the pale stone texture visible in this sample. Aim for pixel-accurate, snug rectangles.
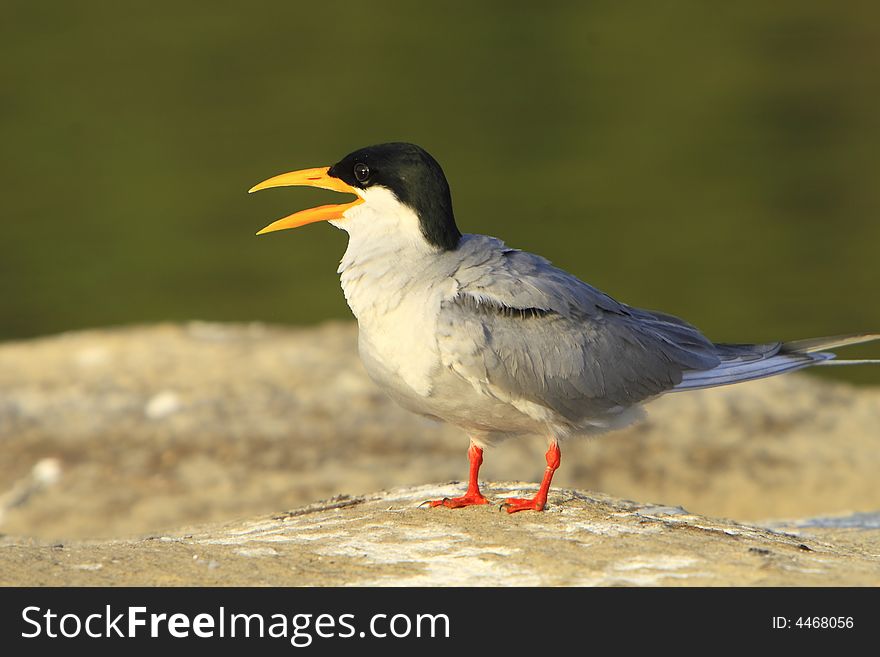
[1,485,878,586]
[0,323,878,585]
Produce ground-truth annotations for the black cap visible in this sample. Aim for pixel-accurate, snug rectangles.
[328,142,462,251]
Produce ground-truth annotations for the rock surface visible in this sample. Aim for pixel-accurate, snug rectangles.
[2,484,879,586]
[0,322,878,585]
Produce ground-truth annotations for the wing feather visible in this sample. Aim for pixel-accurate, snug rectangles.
[435,237,878,416]
[436,238,720,425]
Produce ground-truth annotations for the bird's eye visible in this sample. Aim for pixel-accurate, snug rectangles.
[353,162,370,183]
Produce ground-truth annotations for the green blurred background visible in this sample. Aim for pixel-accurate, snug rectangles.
[2,1,878,381]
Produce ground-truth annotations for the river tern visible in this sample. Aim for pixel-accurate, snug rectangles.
[250,142,879,513]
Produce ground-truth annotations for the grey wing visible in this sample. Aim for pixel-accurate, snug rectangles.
[436,244,721,424]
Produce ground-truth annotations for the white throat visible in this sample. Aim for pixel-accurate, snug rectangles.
[328,186,456,398]
[331,186,435,259]
[330,186,441,318]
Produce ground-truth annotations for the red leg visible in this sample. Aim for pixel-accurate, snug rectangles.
[426,442,490,508]
[503,441,561,513]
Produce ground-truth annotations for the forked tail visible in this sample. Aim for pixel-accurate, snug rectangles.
[673,333,880,391]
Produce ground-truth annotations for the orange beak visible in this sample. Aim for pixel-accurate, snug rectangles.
[248,167,363,235]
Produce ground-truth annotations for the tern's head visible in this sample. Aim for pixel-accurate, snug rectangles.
[250,142,461,252]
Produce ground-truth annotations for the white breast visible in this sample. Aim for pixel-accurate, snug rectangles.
[330,192,560,442]
[333,189,456,400]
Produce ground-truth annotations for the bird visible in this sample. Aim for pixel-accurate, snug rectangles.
[249,142,879,513]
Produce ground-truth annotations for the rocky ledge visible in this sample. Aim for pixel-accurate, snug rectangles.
[0,323,878,585]
[2,484,878,586]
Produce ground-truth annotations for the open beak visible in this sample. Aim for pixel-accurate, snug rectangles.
[248,167,363,235]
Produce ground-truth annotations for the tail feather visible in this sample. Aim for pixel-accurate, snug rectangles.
[816,359,880,366]
[673,333,879,392]
[782,333,880,354]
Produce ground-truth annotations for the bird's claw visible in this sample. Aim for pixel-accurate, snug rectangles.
[422,494,489,509]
